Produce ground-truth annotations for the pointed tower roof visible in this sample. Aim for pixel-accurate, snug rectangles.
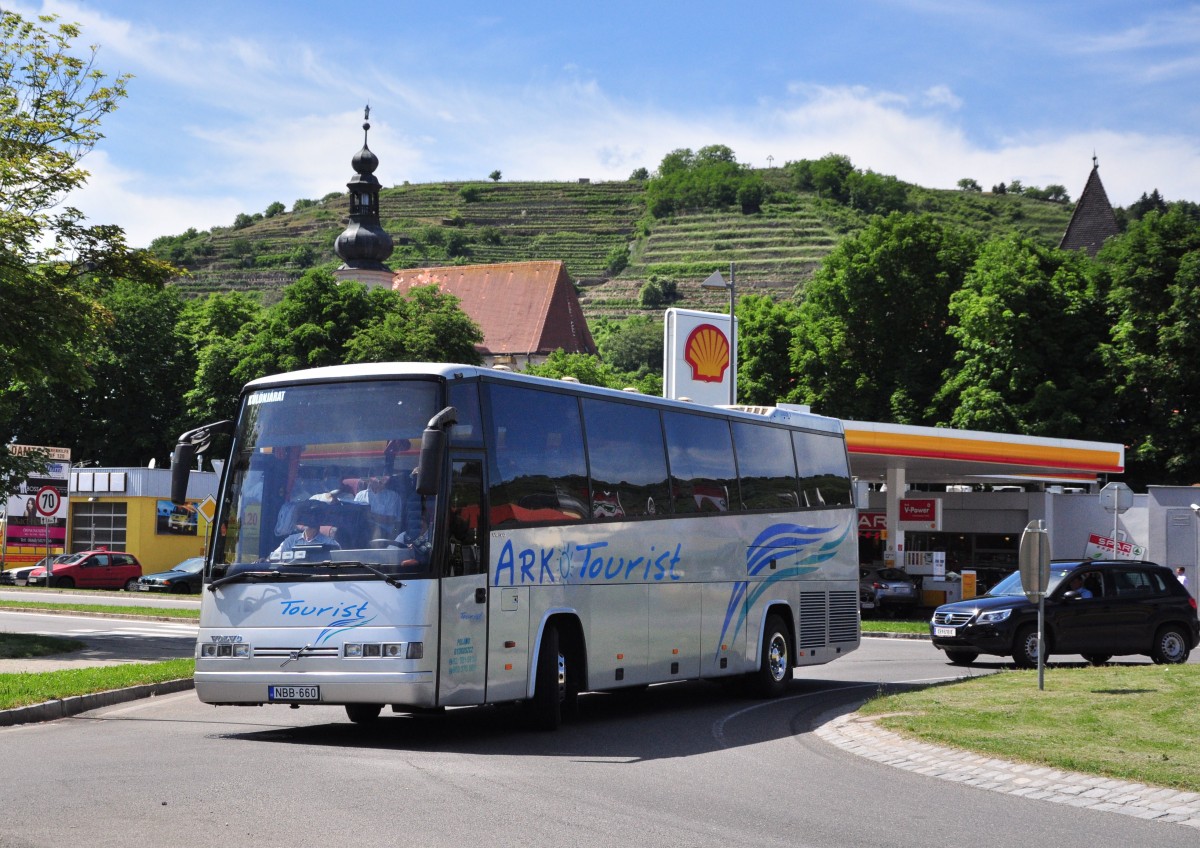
[334,106,394,287]
[1059,156,1120,256]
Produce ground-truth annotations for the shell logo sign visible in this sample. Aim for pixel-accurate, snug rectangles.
[683,324,730,383]
[663,308,736,406]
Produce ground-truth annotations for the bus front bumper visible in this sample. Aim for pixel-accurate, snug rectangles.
[194,668,437,709]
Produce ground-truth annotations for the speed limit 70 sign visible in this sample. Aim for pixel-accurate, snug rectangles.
[35,485,62,517]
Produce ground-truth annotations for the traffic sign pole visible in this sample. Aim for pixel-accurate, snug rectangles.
[1019,519,1052,690]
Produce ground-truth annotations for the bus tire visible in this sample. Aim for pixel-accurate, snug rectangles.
[345,703,382,724]
[529,624,565,731]
[750,612,793,698]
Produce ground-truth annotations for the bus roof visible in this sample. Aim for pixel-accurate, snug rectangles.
[243,362,845,435]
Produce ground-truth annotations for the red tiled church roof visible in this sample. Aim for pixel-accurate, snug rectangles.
[392,260,596,358]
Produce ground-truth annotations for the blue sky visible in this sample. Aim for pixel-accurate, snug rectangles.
[14,0,1200,247]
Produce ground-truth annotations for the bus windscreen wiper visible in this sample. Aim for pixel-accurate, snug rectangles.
[207,569,294,591]
[320,560,406,588]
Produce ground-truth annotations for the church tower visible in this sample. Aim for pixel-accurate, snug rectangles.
[333,106,394,288]
[1059,155,1120,257]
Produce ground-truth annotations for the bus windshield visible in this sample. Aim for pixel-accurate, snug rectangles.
[212,379,440,579]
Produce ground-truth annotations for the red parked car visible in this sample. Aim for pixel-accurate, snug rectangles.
[25,549,143,591]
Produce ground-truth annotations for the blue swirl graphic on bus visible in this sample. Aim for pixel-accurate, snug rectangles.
[277,599,376,644]
[714,520,852,658]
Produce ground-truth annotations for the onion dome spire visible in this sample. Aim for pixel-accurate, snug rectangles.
[334,104,394,274]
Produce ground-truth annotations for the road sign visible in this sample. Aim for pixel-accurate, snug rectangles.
[1099,482,1133,514]
[34,486,61,517]
[1018,519,1051,601]
[197,495,217,523]
[1018,518,1052,690]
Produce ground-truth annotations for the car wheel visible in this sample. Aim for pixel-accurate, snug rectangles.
[749,613,793,698]
[345,703,382,724]
[54,577,74,589]
[1012,624,1043,669]
[1081,654,1112,666]
[944,649,979,665]
[172,583,192,594]
[123,578,140,592]
[1150,625,1191,665]
[529,624,565,731]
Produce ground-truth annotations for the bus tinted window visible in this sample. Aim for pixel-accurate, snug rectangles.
[732,422,800,510]
[447,381,484,447]
[663,411,738,513]
[793,430,854,507]
[582,398,671,519]
[486,384,588,526]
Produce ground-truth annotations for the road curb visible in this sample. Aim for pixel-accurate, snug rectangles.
[0,678,194,727]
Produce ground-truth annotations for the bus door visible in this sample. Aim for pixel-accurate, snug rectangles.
[437,456,489,706]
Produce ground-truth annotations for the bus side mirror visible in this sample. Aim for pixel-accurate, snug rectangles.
[171,420,234,505]
[170,443,196,505]
[416,406,458,496]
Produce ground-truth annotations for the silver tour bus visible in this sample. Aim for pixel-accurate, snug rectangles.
[171,363,860,728]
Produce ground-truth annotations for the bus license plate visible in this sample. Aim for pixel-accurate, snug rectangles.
[933,627,957,638]
[268,685,320,702]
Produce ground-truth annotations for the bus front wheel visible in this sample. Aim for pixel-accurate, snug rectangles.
[529,625,566,731]
[345,703,382,724]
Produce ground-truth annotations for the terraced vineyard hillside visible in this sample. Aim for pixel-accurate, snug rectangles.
[157,172,1076,321]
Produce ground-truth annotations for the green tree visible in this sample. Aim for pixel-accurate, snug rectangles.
[0,10,169,489]
[344,285,483,365]
[13,280,192,467]
[808,154,855,202]
[789,213,979,422]
[180,290,264,427]
[935,235,1110,437]
[1099,204,1200,484]
[595,315,662,375]
[957,178,982,192]
[645,145,761,218]
[846,170,909,216]
[489,170,502,182]
[735,295,798,405]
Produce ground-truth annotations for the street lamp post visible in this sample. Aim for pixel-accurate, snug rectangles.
[701,262,738,404]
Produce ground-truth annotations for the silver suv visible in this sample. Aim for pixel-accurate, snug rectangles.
[860,566,919,614]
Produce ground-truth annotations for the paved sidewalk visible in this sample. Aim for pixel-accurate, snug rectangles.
[815,710,1200,830]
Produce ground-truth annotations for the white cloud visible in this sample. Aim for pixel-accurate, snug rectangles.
[922,85,962,110]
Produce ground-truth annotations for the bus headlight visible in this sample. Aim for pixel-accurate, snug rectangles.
[201,643,250,658]
[343,641,423,659]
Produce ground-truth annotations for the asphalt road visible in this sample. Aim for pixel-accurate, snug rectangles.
[1,635,1197,848]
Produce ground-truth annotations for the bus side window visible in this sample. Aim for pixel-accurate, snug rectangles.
[447,459,484,577]
[582,398,671,519]
[662,411,738,514]
[793,431,854,507]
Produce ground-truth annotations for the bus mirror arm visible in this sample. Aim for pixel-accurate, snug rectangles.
[170,420,234,505]
[416,406,458,496]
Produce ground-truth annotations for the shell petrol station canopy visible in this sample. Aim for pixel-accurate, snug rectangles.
[841,420,1124,486]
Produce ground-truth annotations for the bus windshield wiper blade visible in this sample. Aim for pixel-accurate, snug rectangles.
[208,569,288,590]
[321,560,406,588]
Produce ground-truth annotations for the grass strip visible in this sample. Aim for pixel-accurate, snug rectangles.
[861,664,1200,792]
[0,599,199,619]
[0,632,85,659]
[0,659,195,710]
[860,618,928,635]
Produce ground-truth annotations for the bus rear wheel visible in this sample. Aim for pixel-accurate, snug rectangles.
[749,613,793,698]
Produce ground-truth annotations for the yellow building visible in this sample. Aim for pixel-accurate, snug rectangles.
[69,467,219,574]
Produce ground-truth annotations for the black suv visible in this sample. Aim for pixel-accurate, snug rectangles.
[930,560,1198,667]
